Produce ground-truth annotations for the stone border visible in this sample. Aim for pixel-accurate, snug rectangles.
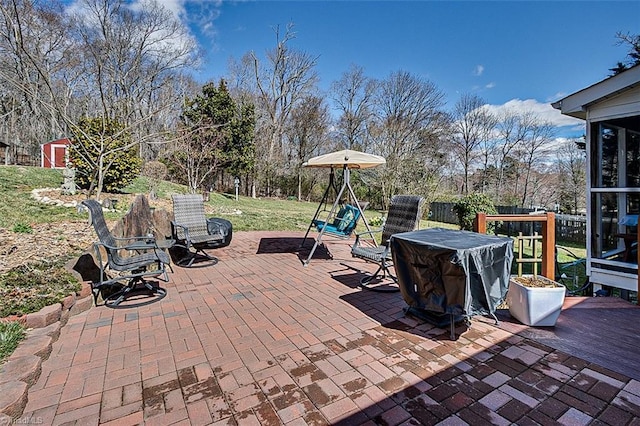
[30,188,79,208]
[0,281,93,420]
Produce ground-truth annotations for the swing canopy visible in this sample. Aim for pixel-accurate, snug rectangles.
[303,149,386,169]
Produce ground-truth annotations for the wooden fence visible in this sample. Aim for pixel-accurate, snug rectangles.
[428,202,587,245]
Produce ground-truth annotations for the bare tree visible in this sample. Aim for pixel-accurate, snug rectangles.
[69,0,198,158]
[610,31,640,75]
[284,95,329,201]
[450,94,496,195]
[0,0,199,198]
[166,126,225,194]
[492,110,532,202]
[250,23,319,196]
[556,138,586,214]
[330,64,376,151]
[513,113,556,207]
[0,0,75,159]
[369,70,448,206]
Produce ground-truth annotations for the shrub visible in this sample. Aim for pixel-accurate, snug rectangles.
[0,262,81,317]
[369,216,384,227]
[69,117,142,194]
[453,193,498,233]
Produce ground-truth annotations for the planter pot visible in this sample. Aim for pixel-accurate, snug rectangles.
[506,275,566,326]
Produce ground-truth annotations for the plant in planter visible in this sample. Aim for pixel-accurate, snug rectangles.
[506,274,566,326]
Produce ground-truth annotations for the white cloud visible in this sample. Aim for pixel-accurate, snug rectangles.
[483,98,584,128]
[149,0,186,17]
[546,92,569,103]
[65,0,200,60]
[485,82,495,89]
[473,65,484,76]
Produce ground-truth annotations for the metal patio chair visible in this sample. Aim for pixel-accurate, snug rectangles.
[82,199,170,308]
[171,194,227,267]
[351,195,425,292]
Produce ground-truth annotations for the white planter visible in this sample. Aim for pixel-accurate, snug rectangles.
[506,275,566,326]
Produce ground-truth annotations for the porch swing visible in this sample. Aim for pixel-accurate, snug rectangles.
[307,167,362,237]
[299,149,386,265]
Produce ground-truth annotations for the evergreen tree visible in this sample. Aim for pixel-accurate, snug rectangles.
[164,80,255,193]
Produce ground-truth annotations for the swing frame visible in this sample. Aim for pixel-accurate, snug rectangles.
[300,165,375,265]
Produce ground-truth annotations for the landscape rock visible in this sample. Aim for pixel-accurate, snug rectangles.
[70,294,93,314]
[0,381,28,418]
[0,355,42,386]
[27,321,61,340]
[25,304,61,329]
[9,335,52,360]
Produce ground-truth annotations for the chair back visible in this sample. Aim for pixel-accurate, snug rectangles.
[381,195,425,246]
[172,194,209,239]
[83,199,117,248]
[332,204,361,235]
[82,199,123,266]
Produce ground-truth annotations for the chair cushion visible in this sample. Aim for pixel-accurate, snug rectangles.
[206,218,233,248]
[336,208,355,232]
[351,245,390,262]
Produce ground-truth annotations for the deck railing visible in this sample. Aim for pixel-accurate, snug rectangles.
[474,212,555,281]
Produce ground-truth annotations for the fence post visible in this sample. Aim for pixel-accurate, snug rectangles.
[541,212,555,280]
[474,212,487,234]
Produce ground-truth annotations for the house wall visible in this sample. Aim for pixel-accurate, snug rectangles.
[587,86,640,122]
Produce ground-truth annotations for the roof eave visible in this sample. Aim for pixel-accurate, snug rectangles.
[552,64,640,120]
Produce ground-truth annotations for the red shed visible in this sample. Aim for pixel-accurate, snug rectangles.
[41,138,71,169]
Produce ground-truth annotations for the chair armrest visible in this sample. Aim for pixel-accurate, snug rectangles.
[354,228,382,238]
[96,236,164,252]
[353,228,382,246]
[171,221,192,242]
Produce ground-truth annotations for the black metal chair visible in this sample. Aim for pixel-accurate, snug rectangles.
[351,195,425,292]
[82,199,170,308]
[171,194,226,267]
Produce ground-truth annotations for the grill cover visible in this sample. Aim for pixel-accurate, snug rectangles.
[391,228,514,318]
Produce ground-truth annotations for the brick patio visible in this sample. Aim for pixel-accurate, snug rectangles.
[17,231,640,425]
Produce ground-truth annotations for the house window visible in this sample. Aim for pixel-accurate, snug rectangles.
[626,130,640,188]
[590,121,640,264]
[591,124,618,188]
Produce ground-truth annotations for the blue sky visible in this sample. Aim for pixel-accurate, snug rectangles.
[86,1,640,136]
[179,0,640,137]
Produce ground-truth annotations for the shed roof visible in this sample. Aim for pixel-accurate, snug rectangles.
[551,64,640,120]
[40,137,71,146]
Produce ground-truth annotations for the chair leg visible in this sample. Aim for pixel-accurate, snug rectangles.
[359,260,400,293]
[176,248,218,267]
[92,284,100,306]
[104,278,167,308]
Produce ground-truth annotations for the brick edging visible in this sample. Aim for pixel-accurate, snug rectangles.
[0,281,94,419]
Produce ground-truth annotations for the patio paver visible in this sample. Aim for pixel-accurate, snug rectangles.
[15,231,640,425]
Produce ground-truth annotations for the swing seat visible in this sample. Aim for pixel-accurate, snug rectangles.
[313,204,361,238]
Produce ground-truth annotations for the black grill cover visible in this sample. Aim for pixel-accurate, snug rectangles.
[391,228,513,318]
